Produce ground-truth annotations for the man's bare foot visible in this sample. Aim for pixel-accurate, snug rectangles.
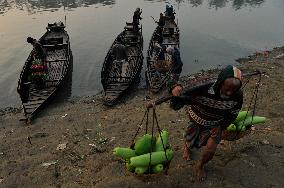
[195,162,207,182]
[183,144,191,161]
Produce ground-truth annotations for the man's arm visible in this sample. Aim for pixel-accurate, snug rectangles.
[169,81,213,110]
[170,95,192,110]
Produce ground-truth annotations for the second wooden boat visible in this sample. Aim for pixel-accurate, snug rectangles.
[146,8,180,93]
[101,22,143,106]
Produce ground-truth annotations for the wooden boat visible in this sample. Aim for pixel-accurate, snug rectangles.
[17,22,72,122]
[146,9,180,93]
[101,22,143,106]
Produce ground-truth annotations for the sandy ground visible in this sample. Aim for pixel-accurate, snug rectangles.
[0,47,284,188]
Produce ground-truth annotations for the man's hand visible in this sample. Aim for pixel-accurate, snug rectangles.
[172,85,183,96]
[146,100,155,109]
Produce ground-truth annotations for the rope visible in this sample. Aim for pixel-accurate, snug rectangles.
[248,74,261,128]
[131,104,171,174]
[130,109,149,147]
[233,73,262,140]
[148,107,156,173]
[153,107,170,174]
[145,108,149,134]
[153,108,169,161]
[241,76,251,90]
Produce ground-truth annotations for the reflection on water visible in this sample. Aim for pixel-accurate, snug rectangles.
[0,0,115,14]
[208,0,265,10]
[0,0,283,108]
[145,0,265,10]
[0,0,266,15]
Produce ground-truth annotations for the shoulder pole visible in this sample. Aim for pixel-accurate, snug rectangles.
[147,70,265,108]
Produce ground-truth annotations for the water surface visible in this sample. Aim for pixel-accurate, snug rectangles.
[0,0,283,107]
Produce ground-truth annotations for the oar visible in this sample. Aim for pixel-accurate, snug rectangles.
[151,16,158,24]
[146,70,265,108]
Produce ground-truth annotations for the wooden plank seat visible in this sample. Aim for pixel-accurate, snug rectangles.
[106,86,128,91]
[107,83,129,88]
[124,26,134,31]
[29,93,50,98]
[43,43,67,47]
[44,36,64,43]
[124,22,135,30]
[28,97,48,101]
[127,41,141,45]
[162,42,178,45]
[45,79,61,82]
[46,59,67,62]
[106,82,130,86]
[123,35,137,38]
[125,22,133,26]
[23,82,32,85]
[23,100,45,106]
[24,104,41,110]
[163,32,179,35]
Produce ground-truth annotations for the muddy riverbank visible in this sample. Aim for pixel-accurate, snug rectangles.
[0,47,284,187]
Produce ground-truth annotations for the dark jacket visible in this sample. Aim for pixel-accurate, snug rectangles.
[170,66,243,128]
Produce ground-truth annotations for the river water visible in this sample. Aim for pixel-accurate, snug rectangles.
[0,0,284,107]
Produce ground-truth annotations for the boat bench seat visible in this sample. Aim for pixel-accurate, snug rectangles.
[123,35,137,38]
[23,82,32,85]
[46,59,68,62]
[46,79,60,82]
[162,42,178,45]
[44,37,64,44]
[124,25,134,31]
[126,22,133,26]
[43,43,67,47]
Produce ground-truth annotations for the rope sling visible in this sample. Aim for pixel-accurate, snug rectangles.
[127,71,263,174]
[144,71,263,141]
[228,71,262,140]
[130,107,171,174]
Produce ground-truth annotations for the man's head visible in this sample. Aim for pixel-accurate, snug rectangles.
[135,8,141,13]
[27,37,35,44]
[220,77,242,98]
[213,65,242,98]
[160,13,163,17]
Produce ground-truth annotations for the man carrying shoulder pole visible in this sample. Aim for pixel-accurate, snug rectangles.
[148,65,249,181]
